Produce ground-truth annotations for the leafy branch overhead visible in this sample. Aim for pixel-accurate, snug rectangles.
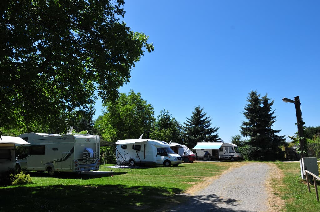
[0,0,154,132]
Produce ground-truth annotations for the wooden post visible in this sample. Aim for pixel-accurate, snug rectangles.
[306,173,311,192]
[314,176,319,202]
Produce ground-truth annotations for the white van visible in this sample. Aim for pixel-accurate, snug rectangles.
[116,139,182,167]
[16,133,100,175]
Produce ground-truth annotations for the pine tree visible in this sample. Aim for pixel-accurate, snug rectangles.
[184,106,220,148]
[240,91,285,160]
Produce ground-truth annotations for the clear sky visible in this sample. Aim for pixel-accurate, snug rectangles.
[94,0,320,143]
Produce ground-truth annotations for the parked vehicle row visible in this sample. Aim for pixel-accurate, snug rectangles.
[1,132,243,176]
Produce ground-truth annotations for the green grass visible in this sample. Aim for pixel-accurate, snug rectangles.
[274,162,320,212]
[0,162,231,212]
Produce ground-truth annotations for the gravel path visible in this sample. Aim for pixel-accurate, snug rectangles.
[169,163,271,212]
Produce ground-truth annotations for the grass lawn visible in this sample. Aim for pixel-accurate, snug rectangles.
[0,162,232,212]
[274,161,320,212]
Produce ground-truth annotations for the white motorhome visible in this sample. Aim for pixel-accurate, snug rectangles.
[193,142,242,161]
[0,136,30,174]
[116,139,182,167]
[16,133,100,175]
[169,142,196,163]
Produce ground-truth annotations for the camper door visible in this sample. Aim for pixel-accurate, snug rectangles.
[156,147,166,164]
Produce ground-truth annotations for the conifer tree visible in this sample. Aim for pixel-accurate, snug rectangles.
[184,106,220,148]
[240,91,285,160]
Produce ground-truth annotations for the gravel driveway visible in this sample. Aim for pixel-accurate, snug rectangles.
[169,163,271,212]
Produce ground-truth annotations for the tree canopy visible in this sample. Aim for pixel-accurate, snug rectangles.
[0,0,153,133]
[184,106,220,148]
[150,109,183,143]
[240,91,285,160]
[94,90,155,142]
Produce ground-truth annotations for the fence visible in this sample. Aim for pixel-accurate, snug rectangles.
[305,170,320,202]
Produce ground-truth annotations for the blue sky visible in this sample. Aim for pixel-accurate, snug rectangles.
[94,0,320,142]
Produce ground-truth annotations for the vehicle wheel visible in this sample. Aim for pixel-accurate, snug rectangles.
[47,167,55,176]
[203,156,209,161]
[183,157,189,163]
[163,160,171,167]
[129,159,135,167]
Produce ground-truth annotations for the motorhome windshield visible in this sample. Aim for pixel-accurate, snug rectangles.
[157,147,175,156]
[165,147,174,154]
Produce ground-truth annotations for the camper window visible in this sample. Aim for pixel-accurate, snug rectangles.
[30,145,45,155]
[0,149,11,160]
[132,145,141,151]
[157,148,167,156]
[121,145,127,149]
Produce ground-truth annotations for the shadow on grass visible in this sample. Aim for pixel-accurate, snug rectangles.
[0,184,182,212]
[165,193,248,212]
[28,171,126,179]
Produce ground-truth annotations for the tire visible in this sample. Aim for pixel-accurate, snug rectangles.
[183,157,189,163]
[163,160,171,167]
[47,167,55,176]
[203,156,209,161]
[129,159,135,167]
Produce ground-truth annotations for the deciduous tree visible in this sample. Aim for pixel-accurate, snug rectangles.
[150,110,183,143]
[94,90,155,142]
[0,0,153,133]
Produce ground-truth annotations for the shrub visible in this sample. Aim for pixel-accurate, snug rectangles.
[100,145,116,164]
[11,171,32,185]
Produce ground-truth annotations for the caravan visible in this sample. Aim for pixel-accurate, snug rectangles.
[193,142,242,161]
[116,139,182,167]
[16,133,100,175]
[169,142,196,163]
[0,136,29,174]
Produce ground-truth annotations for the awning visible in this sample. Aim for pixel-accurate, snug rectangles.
[193,142,223,149]
[0,136,30,145]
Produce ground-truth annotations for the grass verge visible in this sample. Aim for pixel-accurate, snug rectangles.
[274,162,320,212]
[0,162,232,212]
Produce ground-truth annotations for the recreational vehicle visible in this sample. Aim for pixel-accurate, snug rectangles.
[0,136,29,174]
[116,139,182,167]
[193,142,242,161]
[16,133,100,175]
[169,142,196,163]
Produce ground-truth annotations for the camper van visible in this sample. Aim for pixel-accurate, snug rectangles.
[16,133,100,175]
[116,139,182,167]
[0,136,29,174]
[169,142,196,163]
[193,142,242,161]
